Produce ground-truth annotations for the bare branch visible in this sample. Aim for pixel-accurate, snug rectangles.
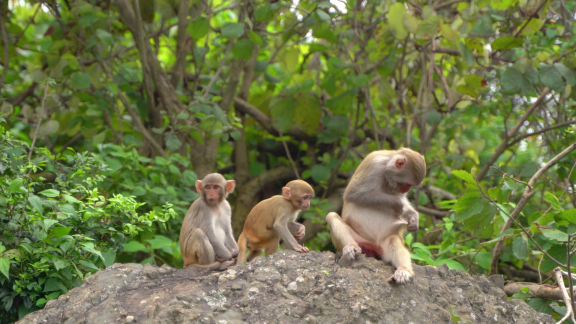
[555,267,576,323]
[28,81,50,162]
[0,4,9,91]
[433,0,470,10]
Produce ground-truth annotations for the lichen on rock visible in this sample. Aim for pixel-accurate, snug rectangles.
[18,251,554,324]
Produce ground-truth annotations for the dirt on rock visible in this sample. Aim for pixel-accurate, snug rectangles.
[18,251,553,324]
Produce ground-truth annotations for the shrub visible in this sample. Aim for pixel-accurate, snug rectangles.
[0,122,176,321]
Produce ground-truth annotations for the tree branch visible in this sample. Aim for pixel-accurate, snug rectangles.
[503,280,576,301]
[476,87,551,181]
[0,3,9,91]
[488,142,576,275]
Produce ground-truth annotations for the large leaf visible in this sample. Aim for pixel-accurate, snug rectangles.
[269,96,295,133]
[221,23,244,39]
[540,63,576,92]
[311,165,331,182]
[39,189,60,198]
[491,36,523,50]
[70,72,91,90]
[188,17,209,39]
[147,235,174,250]
[388,3,408,40]
[8,178,24,194]
[416,15,440,40]
[500,66,538,95]
[232,39,254,60]
[541,229,569,242]
[254,5,273,22]
[512,235,529,259]
[475,251,492,270]
[0,258,9,279]
[294,95,321,136]
[453,191,483,221]
[28,195,43,215]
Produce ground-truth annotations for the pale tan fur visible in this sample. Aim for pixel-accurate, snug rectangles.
[238,180,314,263]
[179,173,239,271]
[326,148,426,284]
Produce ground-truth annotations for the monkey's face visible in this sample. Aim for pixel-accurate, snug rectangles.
[297,193,313,210]
[203,183,223,206]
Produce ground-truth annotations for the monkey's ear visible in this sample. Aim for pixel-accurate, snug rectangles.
[196,180,202,192]
[226,180,235,193]
[282,187,291,199]
[395,157,407,170]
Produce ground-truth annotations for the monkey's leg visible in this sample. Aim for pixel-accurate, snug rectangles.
[326,212,362,260]
[264,238,280,256]
[246,248,264,262]
[187,228,234,271]
[380,234,413,284]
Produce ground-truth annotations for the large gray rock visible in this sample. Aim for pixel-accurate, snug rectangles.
[19,251,553,324]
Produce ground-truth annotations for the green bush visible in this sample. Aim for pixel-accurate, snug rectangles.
[0,122,176,321]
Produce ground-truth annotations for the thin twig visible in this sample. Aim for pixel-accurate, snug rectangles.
[28,81,50,161]
[202,42,232,98]
[0,3,9,91]
[514,0,548,37]
[567,234,576,315]
[555,267,576,324]
[278,130,300,179]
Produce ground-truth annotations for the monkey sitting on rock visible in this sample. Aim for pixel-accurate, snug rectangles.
[237,180,314,263]
[326,148,426,284]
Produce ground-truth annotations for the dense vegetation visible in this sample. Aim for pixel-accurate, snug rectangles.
[0,0,575,322]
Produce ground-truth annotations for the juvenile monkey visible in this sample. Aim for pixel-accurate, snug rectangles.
[326,148,426,284]
[179,173,239,270]
[237,180,314,263]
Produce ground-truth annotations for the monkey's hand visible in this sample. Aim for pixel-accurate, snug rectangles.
[230,247,240,258]
[342,244,362,260]
[215,250,233,262]
[294,226,305,240]
[293,244,309,253]
[403,209,419,232]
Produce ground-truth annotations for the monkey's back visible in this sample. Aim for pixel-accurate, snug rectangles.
[242,195,288,243]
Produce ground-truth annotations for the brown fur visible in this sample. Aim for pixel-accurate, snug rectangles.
[237,180,314,263]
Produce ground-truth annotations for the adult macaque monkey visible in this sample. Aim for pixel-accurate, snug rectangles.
[237,180,314,263]
[179,173,239,270]
[326,148,426,284]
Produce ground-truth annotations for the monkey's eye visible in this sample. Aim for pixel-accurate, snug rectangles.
[213,185,221,190]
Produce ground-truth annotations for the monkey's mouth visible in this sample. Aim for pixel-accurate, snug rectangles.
[398,183,412,193]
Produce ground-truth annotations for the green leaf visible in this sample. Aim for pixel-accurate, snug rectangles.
[95,29,113,47]
[248,31,263,46]
[526,298,554,315]
[500,66,538,96]
[541,229,569,242]
[43,278,61,292]
[475,251,492,270]
[269,96,295,133]
[416,15,440,40]
[123,241,148,253]
[151,187,167,195]
[39,189,60,198]
[188,17,209,39]
[147,235,173,250]
[183,170,198,186]
[544,192,563,211]
[221,23,244,39]
[310,164,331,182]
[0,258,9,279]
[453,191,483,221]
[316,9,331,23]
[165,134,182,151]
[557,209,576,224]
[540,64,572,92]
[280,47,300,73]
[80,242,105,262]
[403,14,419,34]
[28,195,43,215]
[131,186,146,196]
[232,39,254,60]
[388,3,408,40]
[102,249,116,268]
[79,260,99,271]
[254,4,273,22]
[53,259,66,271]
[451,170,476,185]
[71,72,91,90]
[435,259,466,271]
[491,36,523,50]
[512,235,529,259]
[51,227,72,238]
[440,24,456,42]
[8,178,23,194]
[553,63,576,86]
[294,95,321,136]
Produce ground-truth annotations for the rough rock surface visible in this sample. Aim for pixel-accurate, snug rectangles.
[19,251,553,324]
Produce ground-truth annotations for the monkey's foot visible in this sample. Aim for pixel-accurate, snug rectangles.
[387,269,412,284]
[342,244,362,260]
[294,245,309,253]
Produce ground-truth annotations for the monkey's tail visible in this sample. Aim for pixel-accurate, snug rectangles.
[237,232,247,264]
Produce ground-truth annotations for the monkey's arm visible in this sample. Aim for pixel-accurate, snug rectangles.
[344,189,404,213]
[224,225,239,257]
[400,197,419,232]
[203,225,233,260]
[273,218,308,252]
[287,222,305,240]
